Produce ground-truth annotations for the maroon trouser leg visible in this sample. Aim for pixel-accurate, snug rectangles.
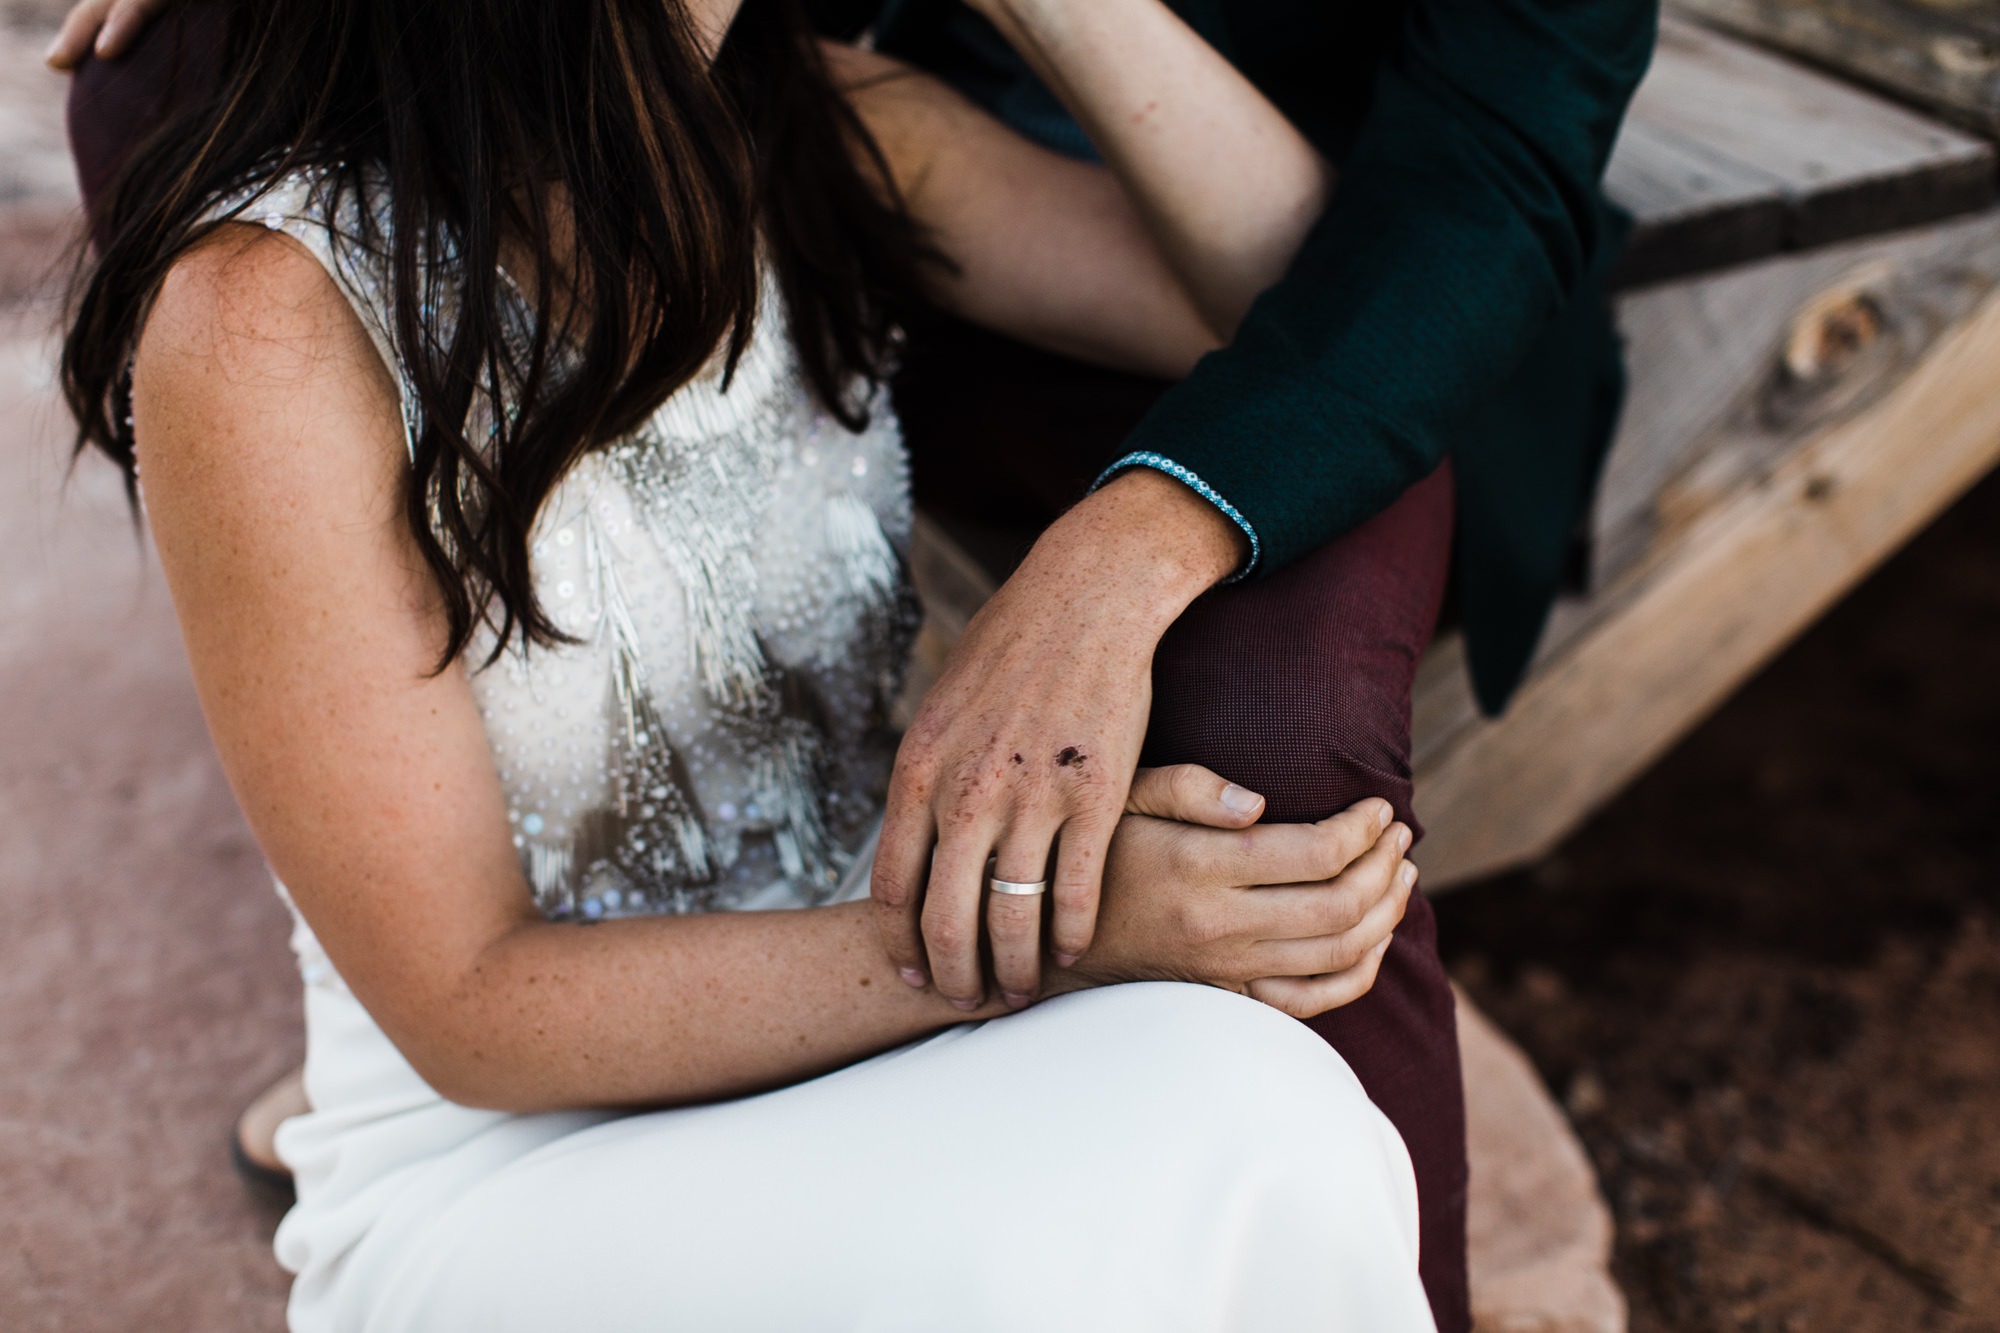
[896,315,1471,1333]
[70,24,1469,1328]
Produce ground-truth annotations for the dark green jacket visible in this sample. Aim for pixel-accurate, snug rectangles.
[818,0,1657,713]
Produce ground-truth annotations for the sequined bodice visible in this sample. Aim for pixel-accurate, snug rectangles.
[225,172,916,924]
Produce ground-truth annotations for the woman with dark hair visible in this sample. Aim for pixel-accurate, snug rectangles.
[58,0,1432,1327]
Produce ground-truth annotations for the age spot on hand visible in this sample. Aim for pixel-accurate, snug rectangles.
[1055,747,1087,768]
[1012,754,1024,765]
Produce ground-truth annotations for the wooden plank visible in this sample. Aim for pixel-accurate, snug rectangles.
[908,509,997,642]
[1670,0,2000,137]
[1606,18,1995,286]
[1595,210,2000,588]
[1607,118,1788,288]
[1411,253,2000,889]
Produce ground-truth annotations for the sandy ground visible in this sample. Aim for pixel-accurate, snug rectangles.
[0,22,299,1330]
[1438,469,2000,1332]
[0,325,302,1333]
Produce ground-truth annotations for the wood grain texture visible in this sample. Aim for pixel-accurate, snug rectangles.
[1596,210,2000,589]
[1671,0,2000,136]
[1412,263,2000,889]
[1607,19,1995,287]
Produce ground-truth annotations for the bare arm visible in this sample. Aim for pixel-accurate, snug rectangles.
[963,0,1332,338]
[134,229,1404,1111]
[829,5,1328,374]
[135,228,1015,1113]
[829,43,1222,378]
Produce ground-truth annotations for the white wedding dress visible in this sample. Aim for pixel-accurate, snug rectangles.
[216,173,1437,1333]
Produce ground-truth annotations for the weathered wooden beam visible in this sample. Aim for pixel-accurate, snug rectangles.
[1596,210,2000,588]
[1411,228,2000,889]
[1607,19,1995,287]
[1670,0,2000,138]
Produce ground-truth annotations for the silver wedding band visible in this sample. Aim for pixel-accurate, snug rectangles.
[987,875,1049,896]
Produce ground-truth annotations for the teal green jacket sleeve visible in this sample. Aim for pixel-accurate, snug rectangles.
[1108,0,1657,576]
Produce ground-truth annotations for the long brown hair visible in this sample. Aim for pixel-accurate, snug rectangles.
[63,0,935,666]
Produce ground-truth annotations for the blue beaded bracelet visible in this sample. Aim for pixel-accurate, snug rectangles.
[1089,451,1261,581]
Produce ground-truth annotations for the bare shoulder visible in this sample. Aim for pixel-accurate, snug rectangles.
[137,222,399,452]
[133,222,404,510]
[142,223,374,373]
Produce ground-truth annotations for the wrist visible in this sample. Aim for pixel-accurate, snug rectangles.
[1035,469,1246,630]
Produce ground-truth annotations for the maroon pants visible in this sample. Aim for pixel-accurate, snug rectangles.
[895,314,1469,1332]
[70,26,1469,1329]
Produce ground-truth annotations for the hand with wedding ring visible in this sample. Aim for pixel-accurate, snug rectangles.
[871,471,1246,1013]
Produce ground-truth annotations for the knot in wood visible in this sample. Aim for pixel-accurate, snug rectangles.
[1784,285,1884,384]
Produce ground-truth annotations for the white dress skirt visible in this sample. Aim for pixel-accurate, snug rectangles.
[220,170,1439,1332]
[275,969,1434,1333]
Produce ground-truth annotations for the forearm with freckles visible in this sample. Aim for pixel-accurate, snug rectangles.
[826,42,1224,379]
[386,903,1011,1112]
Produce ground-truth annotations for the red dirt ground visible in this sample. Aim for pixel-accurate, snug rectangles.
[1435,467,2000,1332]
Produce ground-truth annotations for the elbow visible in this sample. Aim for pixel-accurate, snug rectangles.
[367,948,559,1114]
[1168,323,1229,378]
[402,1038,534,1113]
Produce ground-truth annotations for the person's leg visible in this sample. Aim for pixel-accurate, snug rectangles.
[896,312,1470,1333]
[1143,465,1468,1333]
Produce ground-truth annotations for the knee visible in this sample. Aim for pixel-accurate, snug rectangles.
[1146,641,1416,828]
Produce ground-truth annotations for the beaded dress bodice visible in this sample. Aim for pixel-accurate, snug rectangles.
[220,172,917,932]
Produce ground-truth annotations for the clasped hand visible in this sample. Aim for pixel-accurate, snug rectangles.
[1058,765,1417,1017]
[890,760,1418,1020]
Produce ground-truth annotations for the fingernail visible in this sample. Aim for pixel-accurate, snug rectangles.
[949,997,979,1012]
[1375,801,1393,830]
[1400,862,1418,888]
[898,967,928,988]
[1220,783,1263,814]
[1397,825,1413,854]
[1003,991,1032,1009]
[1376,934,1394,955]
[41,37,60,63]
[1054,952,1078,968]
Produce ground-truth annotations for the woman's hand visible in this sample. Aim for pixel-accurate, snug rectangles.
[1049,767,1417,1020]
[43,0,170,70]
